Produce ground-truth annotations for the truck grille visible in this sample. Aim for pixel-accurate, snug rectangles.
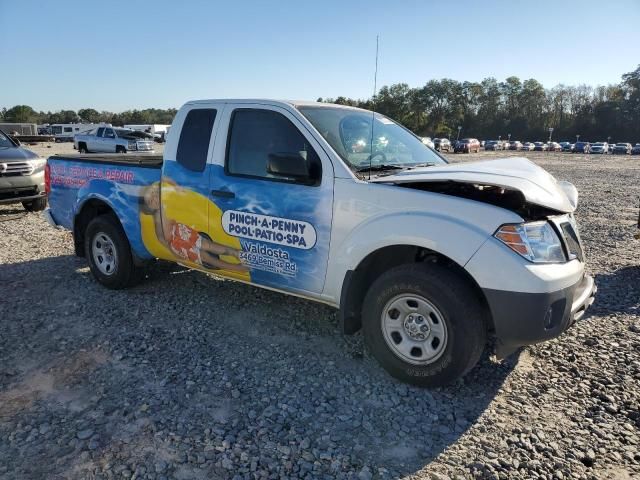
[559,221,584,262]
[0,162,34,176]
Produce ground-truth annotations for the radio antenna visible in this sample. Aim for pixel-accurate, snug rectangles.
[368,35,379,181]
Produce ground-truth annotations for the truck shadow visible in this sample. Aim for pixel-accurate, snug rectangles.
[1,255,517,479]
[592,266,640,316]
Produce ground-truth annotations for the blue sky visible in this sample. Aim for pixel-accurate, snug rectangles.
[1,0,639,112]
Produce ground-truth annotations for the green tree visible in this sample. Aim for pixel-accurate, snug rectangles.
[78,108,101,123]
[4,105,38,123]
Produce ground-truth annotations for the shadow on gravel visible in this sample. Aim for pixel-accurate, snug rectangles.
[1,255,516,479]
[592,266,640,316]
[0,206,28,222]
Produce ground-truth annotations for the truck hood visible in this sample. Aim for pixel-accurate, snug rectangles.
[0,146,39,161]
[371,157,577,213]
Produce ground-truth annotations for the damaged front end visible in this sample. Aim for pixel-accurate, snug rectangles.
[394,181,562,220]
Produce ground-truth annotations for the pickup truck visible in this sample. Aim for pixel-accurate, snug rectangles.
[44,99,596,387]
[74,126,154,154]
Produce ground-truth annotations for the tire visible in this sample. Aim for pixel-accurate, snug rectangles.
[115,146,126,154]
[22,197,47,212]
[362,264,487,387]
[84,214,142,289]
[78,143,88,154]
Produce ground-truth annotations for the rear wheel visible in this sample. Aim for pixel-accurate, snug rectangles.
[362,264,487,387]
[84,214,142,289]
[22,197,47,212]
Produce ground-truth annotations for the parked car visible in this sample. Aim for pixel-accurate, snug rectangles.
[43,98,596,387]
[589,142,609,154]
[631,143,640,155]
[454,138,481,153]
[421,137,435,149]
[508,141,523,151]
[433,138,452,152]
[0,128,48,211]
[612,142,632,155]
[573,141,590,153]
[547,142,562,152]
[559,142,573,152]
[484,140,503,151]
[521,142,535,151]
[533,142,548,152]
[74,126,155,154]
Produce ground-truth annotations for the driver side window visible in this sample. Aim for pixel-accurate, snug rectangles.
[226,109,321,185]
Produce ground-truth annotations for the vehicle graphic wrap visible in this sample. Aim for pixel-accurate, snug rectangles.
[145,161,332,294]
[48,157,331,294]
[47,158,160,260]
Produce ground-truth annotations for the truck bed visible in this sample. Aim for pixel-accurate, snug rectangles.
[50,153,163,168]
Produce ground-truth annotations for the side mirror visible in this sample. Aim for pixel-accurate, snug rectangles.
[267,152,319,184]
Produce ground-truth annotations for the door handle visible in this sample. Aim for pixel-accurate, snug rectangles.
[210,189,235,199]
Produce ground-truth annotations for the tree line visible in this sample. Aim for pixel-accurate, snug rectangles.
[0,106,177,127]
[2,65,639,141]
[318,65,640,142]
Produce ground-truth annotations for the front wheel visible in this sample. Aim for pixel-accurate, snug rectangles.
[84,214,142,289]
[362,264,487,387]
[115,146,126,154]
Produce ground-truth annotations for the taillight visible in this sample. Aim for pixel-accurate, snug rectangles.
[44,162,51,194]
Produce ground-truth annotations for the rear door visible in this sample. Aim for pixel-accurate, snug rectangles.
[141,106,220,264]
[207,103,334,295]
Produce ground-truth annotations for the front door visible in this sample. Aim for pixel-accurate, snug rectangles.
[208,105,333,295]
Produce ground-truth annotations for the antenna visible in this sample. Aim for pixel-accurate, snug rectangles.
[368,35,379,181]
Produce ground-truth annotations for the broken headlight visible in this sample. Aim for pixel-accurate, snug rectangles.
[494,221,566,263]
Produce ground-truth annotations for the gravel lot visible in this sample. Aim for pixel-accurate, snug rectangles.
[1,148,639,480]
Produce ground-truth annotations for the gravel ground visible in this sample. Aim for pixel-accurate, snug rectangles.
[0,150,638,480]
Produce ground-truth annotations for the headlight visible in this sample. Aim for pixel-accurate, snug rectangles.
[28,158,47,170]
[494,221,566,263]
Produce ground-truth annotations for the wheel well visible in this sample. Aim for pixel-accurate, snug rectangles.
[73,199,116,257]
[338,245,493,335]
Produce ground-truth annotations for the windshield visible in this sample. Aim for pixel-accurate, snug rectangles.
[115,128,134,137]
[0,130,16,148]
[297,106,446,171]
[592,143,604,146]
[616,143,627,146]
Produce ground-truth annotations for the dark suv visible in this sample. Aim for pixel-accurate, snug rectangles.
[484,140,503,151]
[572,141,590,153]
[613,143,632,155]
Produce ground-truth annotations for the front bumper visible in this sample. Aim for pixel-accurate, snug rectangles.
[486,274,597,358]
[0,170,45,204]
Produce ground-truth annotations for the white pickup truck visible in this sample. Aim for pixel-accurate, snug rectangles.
[74,126,154,154]
[44,99,596,386]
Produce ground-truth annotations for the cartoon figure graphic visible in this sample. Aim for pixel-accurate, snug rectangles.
[141,182,248,272]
